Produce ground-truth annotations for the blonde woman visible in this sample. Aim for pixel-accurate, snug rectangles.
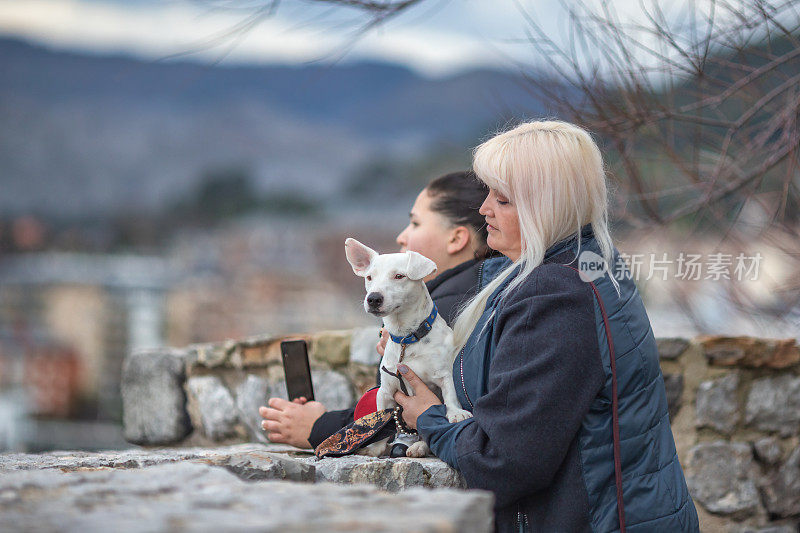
[393,121,699,532]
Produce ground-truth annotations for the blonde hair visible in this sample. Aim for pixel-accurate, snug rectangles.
[452,120,619,350]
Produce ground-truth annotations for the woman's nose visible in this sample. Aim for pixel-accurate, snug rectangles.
[479,196,491,216]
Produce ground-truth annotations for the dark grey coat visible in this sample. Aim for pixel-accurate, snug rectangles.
[417,227,699,532]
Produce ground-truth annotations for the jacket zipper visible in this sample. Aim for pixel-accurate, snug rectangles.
[458,346,474,409]
[457,259,486,411]
[516,505,529,533]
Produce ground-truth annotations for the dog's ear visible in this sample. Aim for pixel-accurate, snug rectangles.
[345,238,378,277]
[405,251,437,281]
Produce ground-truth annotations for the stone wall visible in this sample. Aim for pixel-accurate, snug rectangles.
[0,444,491,532]
[121,330,800,532]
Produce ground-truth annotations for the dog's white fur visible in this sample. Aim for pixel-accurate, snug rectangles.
[345,238,473,457]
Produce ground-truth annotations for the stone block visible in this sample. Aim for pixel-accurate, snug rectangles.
[0,444,314,483]
[729,524,799,533]
[121,348,191,445]
[699,336,800,369]
[344,363,380,397]
[309,330,351,366]
[186,339,237,369]
[753,437,783,465]
[296,455,466,491]
[761,446,800,518]
[685,441,761,518]
[267,376,288,400]
[351,326,382,366]
[234,374,270,439]
[696,373,740,434]
[0,460,492,533]
[311,369,355,410]
[208,450,315,483]
[186,376,240,440]
[268,369,355,411]
[657,337,690,360]
[745,375,800,436]
[234,334,284,367]
[663,373,684,420]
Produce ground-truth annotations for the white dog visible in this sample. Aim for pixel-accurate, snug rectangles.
[345,238,473,457]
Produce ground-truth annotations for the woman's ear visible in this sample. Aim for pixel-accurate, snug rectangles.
[446,226,471,255]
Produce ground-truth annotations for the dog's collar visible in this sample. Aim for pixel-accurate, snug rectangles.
[388,303,438,345]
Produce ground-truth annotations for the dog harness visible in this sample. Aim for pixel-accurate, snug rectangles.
[381,302,438,396]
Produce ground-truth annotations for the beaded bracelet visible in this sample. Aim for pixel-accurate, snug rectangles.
[393,406,418,435]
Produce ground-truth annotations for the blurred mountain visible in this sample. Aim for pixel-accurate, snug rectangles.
[0,37,547,218]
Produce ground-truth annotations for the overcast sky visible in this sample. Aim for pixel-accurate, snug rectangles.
[0,0,710,77]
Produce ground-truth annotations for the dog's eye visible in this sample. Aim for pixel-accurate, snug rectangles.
[366,275,372,281]
[394,274,405,280]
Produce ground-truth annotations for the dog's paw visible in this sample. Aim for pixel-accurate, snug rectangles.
[447,408,473,423]
[406,440,430,458]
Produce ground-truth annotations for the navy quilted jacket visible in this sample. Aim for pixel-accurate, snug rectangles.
[417,226,699,532]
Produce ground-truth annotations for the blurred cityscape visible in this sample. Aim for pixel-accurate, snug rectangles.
[1,1,798,453]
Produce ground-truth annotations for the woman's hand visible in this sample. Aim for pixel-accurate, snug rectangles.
[258,397,327,449]
[392,364,442,429]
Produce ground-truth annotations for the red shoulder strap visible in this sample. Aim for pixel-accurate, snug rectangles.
[562,265,626,533]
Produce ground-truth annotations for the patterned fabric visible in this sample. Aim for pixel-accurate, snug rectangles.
[314,409,395,459]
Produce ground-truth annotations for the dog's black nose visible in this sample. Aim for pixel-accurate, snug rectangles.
[366,292,383,308]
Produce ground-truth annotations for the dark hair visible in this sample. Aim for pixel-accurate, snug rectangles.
[425,171,494,259]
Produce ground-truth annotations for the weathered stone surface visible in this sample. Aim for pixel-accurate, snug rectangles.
[699,336,800,369]
[729,524,799,533]
[309,330,351,366]
[211,450,315,482]
[423,457,469,489]
[745,375,800,436]
[0,461,493,532]
[351,326,382,366]
[234,374,269,439]
[233,333,283,367]
[753,437,783,465]
[311,369,355,411]
[657,337,690,360]
[685,441,761,518]
[185,339,236,369]
[696,373,740,434]
[663,373,684,420]
[0,444,313,483]
[186,376,239,440]
[297,455,466,491]
[761,446,800,518]
[266,377,288,400]
[344,362,381,397]
[267,369,354,411]
[121,348,192,445]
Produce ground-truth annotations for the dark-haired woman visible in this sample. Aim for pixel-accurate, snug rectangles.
[258,171,506,449]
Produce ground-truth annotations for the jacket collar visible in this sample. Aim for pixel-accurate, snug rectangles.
[544,224,595,262]
[485,225,595,307]
[425,258,479,294]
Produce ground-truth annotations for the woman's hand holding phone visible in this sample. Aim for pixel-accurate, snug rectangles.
[259,397,327,449]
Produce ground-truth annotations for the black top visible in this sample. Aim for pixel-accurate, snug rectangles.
[306,257,486,448]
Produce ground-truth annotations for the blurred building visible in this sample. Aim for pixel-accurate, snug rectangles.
[0,253,173,445]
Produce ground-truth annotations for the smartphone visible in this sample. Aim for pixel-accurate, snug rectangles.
[280,340,315,402]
